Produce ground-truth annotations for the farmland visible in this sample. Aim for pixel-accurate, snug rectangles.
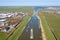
[0,31,9,40]
[38,11,60,40]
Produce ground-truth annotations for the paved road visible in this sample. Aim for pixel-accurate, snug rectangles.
[18,15,42,40]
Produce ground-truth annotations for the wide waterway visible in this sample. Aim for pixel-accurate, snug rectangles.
[18,9,42,40]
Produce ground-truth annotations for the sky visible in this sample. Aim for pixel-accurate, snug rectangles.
[0,0,60,6]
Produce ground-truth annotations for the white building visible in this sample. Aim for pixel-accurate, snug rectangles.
[0,15,6,26]
[0,12,17,27]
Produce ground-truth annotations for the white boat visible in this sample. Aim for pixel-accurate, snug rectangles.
[30,29,34,39]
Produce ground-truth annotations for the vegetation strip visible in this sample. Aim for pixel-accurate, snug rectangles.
[8,16,31,40]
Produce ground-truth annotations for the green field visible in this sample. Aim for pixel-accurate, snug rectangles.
[39,12,60,40]
[38,13,55,40]
[8,16,30,40]
[0,31,9,40]
[42,12,60,40]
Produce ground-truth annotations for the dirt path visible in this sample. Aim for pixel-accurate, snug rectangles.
[37,16,46,40]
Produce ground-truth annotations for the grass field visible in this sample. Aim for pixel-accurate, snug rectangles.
[0,31,9,40]
[8,16,30,40]
[39,11,60,40]
[42,12,60,40]
[38,12,55,40]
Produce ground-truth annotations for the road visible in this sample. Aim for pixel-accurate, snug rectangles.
[18,15,42,40]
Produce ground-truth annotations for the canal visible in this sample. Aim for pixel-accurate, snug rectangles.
[18,8,42,40]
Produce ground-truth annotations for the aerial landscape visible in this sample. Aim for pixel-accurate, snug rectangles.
[0,0,60,40]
